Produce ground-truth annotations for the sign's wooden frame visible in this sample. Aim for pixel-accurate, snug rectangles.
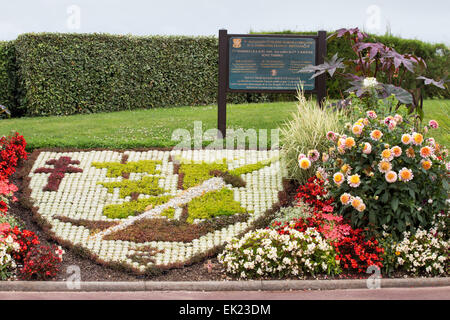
[218,29,327,137]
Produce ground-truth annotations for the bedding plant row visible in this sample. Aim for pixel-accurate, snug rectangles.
[0,132,64,280]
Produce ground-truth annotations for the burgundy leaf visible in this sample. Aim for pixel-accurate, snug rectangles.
[300,53,345,79]
[353,42,387,59]
[329,28,368,41]
[380,84,414,104]
[417,76,447,89]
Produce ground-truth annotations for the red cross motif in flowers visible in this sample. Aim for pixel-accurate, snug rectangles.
[34,156,83,191]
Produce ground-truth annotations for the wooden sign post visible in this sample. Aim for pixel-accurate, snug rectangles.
[218,29,327,138]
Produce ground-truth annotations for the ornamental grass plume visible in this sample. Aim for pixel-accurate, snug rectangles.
[280,89,346,184]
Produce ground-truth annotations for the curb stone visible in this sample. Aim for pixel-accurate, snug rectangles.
[0,278,449,292]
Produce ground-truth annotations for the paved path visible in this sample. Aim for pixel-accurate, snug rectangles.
[1,286,449,300]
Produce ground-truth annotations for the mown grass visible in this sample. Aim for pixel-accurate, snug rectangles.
[0,100,448,150]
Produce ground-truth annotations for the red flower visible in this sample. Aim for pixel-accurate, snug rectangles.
[0,200,7,213]
[273,178,384,274]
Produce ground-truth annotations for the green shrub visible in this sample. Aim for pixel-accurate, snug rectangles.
[1,32,447,117]
[13,33,269,117]
[306,94,449,239]
[280,90,346,184]
[160,208,176,219]
[228,159,274,176]
[0,41,16,114]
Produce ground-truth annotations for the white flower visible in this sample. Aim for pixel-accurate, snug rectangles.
[363,77,378,88]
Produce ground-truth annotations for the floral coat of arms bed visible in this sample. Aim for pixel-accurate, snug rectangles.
[25,149,285,273]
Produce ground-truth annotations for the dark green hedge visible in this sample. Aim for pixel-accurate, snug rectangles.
[1,32,448,117]
[255,30,450,100]
[0,41,17,114]
[13,33,269,117]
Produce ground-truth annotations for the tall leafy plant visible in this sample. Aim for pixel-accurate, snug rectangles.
[302,27,448,120]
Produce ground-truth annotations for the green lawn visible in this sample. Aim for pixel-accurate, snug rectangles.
[421,99,449,149]
[0,100,448,150]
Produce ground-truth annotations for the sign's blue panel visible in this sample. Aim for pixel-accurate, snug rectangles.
[228,37,316,91]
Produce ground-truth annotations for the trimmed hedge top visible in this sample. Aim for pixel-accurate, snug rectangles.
[14,33,221,116]
[0,32,448,117]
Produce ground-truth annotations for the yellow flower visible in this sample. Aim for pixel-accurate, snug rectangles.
[385,171,398,183]
[340,193,351,205]
[412,132,424,145]
[401,134,412,145]
[395,251,401,256]
[370,130,383,141]
[391,146,402,157]
[333,172,345,185]
[341,164,351,174]
[347,174,361,188]
[356,203,366,212]
[299,158,311,170]
[344,137,356,149]
[378,160,392,173]
[398,168,414,182]
[352,124,364,136]
[351,196,363,209]
[421,159,432,170]
[420,146,433,158]
[381,149,393,161]
[362,142,372,154]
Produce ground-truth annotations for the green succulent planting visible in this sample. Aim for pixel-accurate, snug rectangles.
[160,208,176,219]
[102,195,172,219]
[179,161,228,189]
[92,160,161,177]
[98,176,164,198]
[228,159,274,176]
[186,188,249,223]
